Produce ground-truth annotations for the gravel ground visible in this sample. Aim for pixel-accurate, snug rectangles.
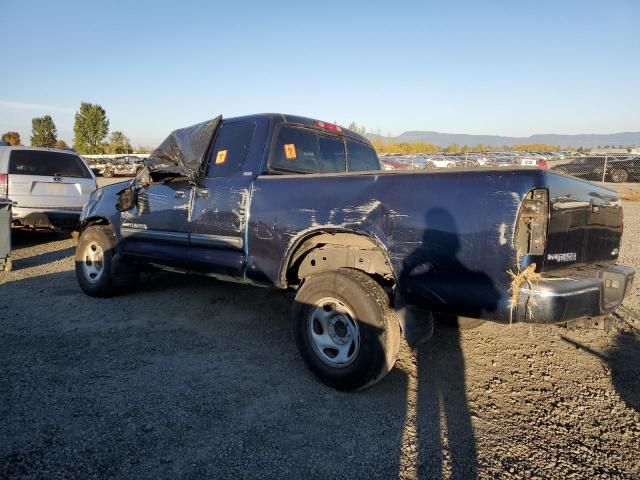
[1,195,638,479]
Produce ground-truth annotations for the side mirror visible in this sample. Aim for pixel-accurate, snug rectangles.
[116,186,137,212]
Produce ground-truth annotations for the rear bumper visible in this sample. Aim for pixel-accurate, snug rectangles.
[12,207,81,229]
[515,264,635,324]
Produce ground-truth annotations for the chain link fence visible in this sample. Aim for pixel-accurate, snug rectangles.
[378,153,639,184]
[548,155,639,184]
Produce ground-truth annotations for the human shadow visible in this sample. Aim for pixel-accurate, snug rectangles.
[397,208,502,478]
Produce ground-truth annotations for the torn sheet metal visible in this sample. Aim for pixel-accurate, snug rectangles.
[145,116,221,182]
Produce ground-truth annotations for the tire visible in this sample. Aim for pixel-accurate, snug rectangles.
[75,225,139,297]
[293,268,401,391]
[610,168,629,183]
[435,313,486,330]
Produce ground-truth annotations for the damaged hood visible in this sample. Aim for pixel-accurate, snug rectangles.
[145,116,221,182]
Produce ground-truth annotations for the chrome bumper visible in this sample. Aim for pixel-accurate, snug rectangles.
[515,264,635,323]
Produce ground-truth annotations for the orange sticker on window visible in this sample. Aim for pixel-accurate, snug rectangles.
[215,149,228,164]
[284,144,297,160]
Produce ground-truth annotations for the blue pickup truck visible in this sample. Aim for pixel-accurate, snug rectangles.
[76,113,635,390]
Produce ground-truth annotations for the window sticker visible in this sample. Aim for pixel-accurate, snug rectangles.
[215,149,228,164]
[284,144,297,160]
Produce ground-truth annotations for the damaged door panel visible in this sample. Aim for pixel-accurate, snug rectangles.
[119,179,193,267]
[188,119,262,278]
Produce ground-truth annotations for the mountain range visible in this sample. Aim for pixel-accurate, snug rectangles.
[366,131,640,148]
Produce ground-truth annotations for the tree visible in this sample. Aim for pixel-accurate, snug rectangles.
[107,131,132,154]
[54,139,69,149]
[1,131,21,145]
[73,102,109,154]
[30,115,57,147]
[347,122,367,136]
[443,143,461,153]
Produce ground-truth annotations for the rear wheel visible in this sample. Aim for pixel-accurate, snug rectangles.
[610,168,629,183]
[293,269,400,391]
[75,225,138,297]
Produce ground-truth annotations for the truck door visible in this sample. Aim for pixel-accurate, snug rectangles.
[119,178,193,267]
[189,120,257,278]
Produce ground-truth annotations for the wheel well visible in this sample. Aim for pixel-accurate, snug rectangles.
[81,216,111,233]
[284,232,395,288]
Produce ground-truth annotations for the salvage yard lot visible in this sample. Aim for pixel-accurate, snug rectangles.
[1,192,639,478]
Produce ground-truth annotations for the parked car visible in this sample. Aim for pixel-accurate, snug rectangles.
[491,157,516,167]
[75,113,634,391]
[86,157,109,176]
[0,146,97,229]
[103,156,145,178]
[519,157,549,169]
[552,156,614,181]
[595,157,640,183]
[424,156,456,168]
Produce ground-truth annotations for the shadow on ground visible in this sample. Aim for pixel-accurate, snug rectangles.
[11,229,73,249]
[562,330,640,413]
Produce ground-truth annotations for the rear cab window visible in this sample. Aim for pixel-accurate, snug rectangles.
[9,150,92,178]
[268,125,379,174]
[346,140,380,172]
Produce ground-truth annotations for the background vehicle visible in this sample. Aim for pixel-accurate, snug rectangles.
[103,156,145,177]
[0,146,97,229]
[552,156,606,180]
[598,157,640,183]
[85,157,108,176]
[75,114,634,391]
[552,156,639,182]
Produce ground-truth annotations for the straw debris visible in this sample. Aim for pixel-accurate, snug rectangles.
[507,262,542,323]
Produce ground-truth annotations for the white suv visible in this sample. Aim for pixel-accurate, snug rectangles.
[0,146,97,229]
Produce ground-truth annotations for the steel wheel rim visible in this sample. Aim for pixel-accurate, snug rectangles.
[82,241,105,283]
[612,170,626,182]
[308,297,360,368]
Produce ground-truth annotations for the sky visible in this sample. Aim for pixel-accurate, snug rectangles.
[0,0,639,147]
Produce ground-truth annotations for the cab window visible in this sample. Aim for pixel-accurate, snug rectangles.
[318,135,346,173]
[346,140,380,172]
[206,121,256,178]
[270,126,318,174]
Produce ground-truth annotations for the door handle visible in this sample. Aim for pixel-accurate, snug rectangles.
[175,190,185,199]
[197,189,209,199]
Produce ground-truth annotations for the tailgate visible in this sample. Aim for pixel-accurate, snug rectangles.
[544,174,622,270]
[9,174,94,209]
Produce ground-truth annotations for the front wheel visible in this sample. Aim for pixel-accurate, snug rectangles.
[293,269,401,391]
[75,225,139,297]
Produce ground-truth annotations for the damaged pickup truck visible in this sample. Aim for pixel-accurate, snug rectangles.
[76,113,635,390]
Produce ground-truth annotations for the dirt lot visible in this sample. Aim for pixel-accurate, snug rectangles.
[1,192,639,478]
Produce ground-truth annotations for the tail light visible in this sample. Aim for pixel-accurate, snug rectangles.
[0,173,7,197]
[514,189,548,256]
[537,160,549,169]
